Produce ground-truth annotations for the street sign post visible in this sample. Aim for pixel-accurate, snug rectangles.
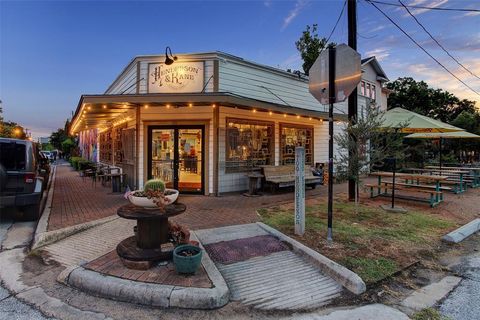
[309,44,361,243]
[294,147,305,236]
[309,44,361,105]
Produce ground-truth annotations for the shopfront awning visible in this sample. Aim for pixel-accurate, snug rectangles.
[70,92,345,134]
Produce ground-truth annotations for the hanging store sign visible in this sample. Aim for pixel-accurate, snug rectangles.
[148,62,204,93]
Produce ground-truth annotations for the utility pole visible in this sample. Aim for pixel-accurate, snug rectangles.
[347,0,358,201]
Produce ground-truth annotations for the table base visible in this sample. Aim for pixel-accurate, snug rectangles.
[116,236,174,270]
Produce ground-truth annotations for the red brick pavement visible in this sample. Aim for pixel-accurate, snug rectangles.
[47,164,128,231]
[47,163,330,231]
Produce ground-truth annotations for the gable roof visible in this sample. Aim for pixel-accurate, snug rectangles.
[361,56,389,82]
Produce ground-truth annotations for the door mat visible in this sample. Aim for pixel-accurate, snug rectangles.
[204,235,290,265]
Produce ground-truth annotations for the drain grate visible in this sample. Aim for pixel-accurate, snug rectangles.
[204,235,289,265]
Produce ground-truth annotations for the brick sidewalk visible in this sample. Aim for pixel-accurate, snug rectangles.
[47,162,330,231]
[47,164,127,231]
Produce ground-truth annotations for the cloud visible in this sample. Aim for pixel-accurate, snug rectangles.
[404,58,480,106]
[282,0,309,30]
[264,0,272,8]
[365,47,390,61]
[401,0,450,17]
[420,33,480,53]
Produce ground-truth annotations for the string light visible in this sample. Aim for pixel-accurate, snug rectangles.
[309,117,312,121]
[283,114,287,118]
[103,105,107,109]
[296,115,300,119]
[212,104,216,108]
[188,103,193,108]
[252,109,257,113]
[144,104,149,109]
[87,106,91,110]
[269,111,272,116]
[166,104,170,109]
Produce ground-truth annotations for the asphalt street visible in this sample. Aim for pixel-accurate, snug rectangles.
[0,218,52,320]
[440,248,480,320]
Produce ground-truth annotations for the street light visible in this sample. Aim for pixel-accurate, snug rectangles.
[165,46,177,65]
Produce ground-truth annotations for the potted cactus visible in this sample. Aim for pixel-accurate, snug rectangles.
[127,179,179,209]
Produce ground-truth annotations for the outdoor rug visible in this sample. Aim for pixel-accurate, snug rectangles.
[203,235,290,265]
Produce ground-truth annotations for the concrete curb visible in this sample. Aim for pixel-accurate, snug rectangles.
[32,215,119,250]
[32,165,57,248]
[0,248,110,320]
[256,222,366,295]
[442,218,480,243]
[398,275,462,315]
[62,232,229,309]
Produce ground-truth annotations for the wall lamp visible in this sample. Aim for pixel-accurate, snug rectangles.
[165,46,178,65]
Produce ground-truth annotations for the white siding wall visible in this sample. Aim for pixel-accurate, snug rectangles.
[359,63,388,111]
[105,63,138,94]
[218,59,335,113]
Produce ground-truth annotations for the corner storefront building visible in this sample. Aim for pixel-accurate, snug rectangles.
[70,51,389,195]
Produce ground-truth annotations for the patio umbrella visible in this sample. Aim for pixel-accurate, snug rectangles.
[382,107,463,133]
[379,108,464,209]
[405,131,480,172]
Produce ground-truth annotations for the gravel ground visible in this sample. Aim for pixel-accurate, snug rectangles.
[440,249,480,320]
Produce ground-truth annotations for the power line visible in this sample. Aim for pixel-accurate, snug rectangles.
[398,0,480,81]
[366,0,480,97]
[319,0,347,56]
[367,0,480,12]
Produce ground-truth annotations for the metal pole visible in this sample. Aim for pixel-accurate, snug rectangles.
[439,138,443,175]
[327,46,336,243]
[348,0,358,202]
[391,157,396,209]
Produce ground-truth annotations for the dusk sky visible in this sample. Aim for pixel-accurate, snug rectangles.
[1,0,479,138]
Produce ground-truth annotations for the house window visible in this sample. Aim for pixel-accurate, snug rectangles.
[225,118,274,172]
[371,84,376,100]
[280,124,313,165]
[366,83,371,98]
[360,81,365,96]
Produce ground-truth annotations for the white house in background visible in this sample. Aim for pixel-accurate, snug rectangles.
[38,137,50,144]
[70,51,390,195]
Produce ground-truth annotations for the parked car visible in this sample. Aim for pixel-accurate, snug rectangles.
[41,151,54,163]
[0,138,45,220]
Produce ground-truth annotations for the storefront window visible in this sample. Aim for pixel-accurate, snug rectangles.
[225,118,273,172]
[280,124,313,165]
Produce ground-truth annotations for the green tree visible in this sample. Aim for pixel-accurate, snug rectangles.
[295,24,330,75]
[450,110,480,134]
[335,104,407,211]
[386,77,477,123]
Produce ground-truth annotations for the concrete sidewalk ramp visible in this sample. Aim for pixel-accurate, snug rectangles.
[195,223,343,311]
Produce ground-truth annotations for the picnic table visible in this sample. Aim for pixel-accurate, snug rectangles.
[367,172,449,207]
[425,166,480,188]
[403,168,469,193]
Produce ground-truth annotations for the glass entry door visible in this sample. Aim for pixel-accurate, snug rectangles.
[149,126,204,194]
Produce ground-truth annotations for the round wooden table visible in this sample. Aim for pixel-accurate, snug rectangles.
[116,203,186,266]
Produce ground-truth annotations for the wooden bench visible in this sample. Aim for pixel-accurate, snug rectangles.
[262,165,322,192]
[364,181,444,207]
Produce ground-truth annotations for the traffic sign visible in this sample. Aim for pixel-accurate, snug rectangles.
[309,44,361,105]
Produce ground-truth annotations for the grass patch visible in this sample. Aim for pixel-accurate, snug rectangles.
[412,308,451,320]
[258,200,456,285]
[341,257,397,283]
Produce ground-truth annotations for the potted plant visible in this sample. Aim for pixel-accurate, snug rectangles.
[173,244,203,274]
[127,179,179,209]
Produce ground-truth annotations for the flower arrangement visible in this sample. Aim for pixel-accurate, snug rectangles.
[168,221,190,245]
